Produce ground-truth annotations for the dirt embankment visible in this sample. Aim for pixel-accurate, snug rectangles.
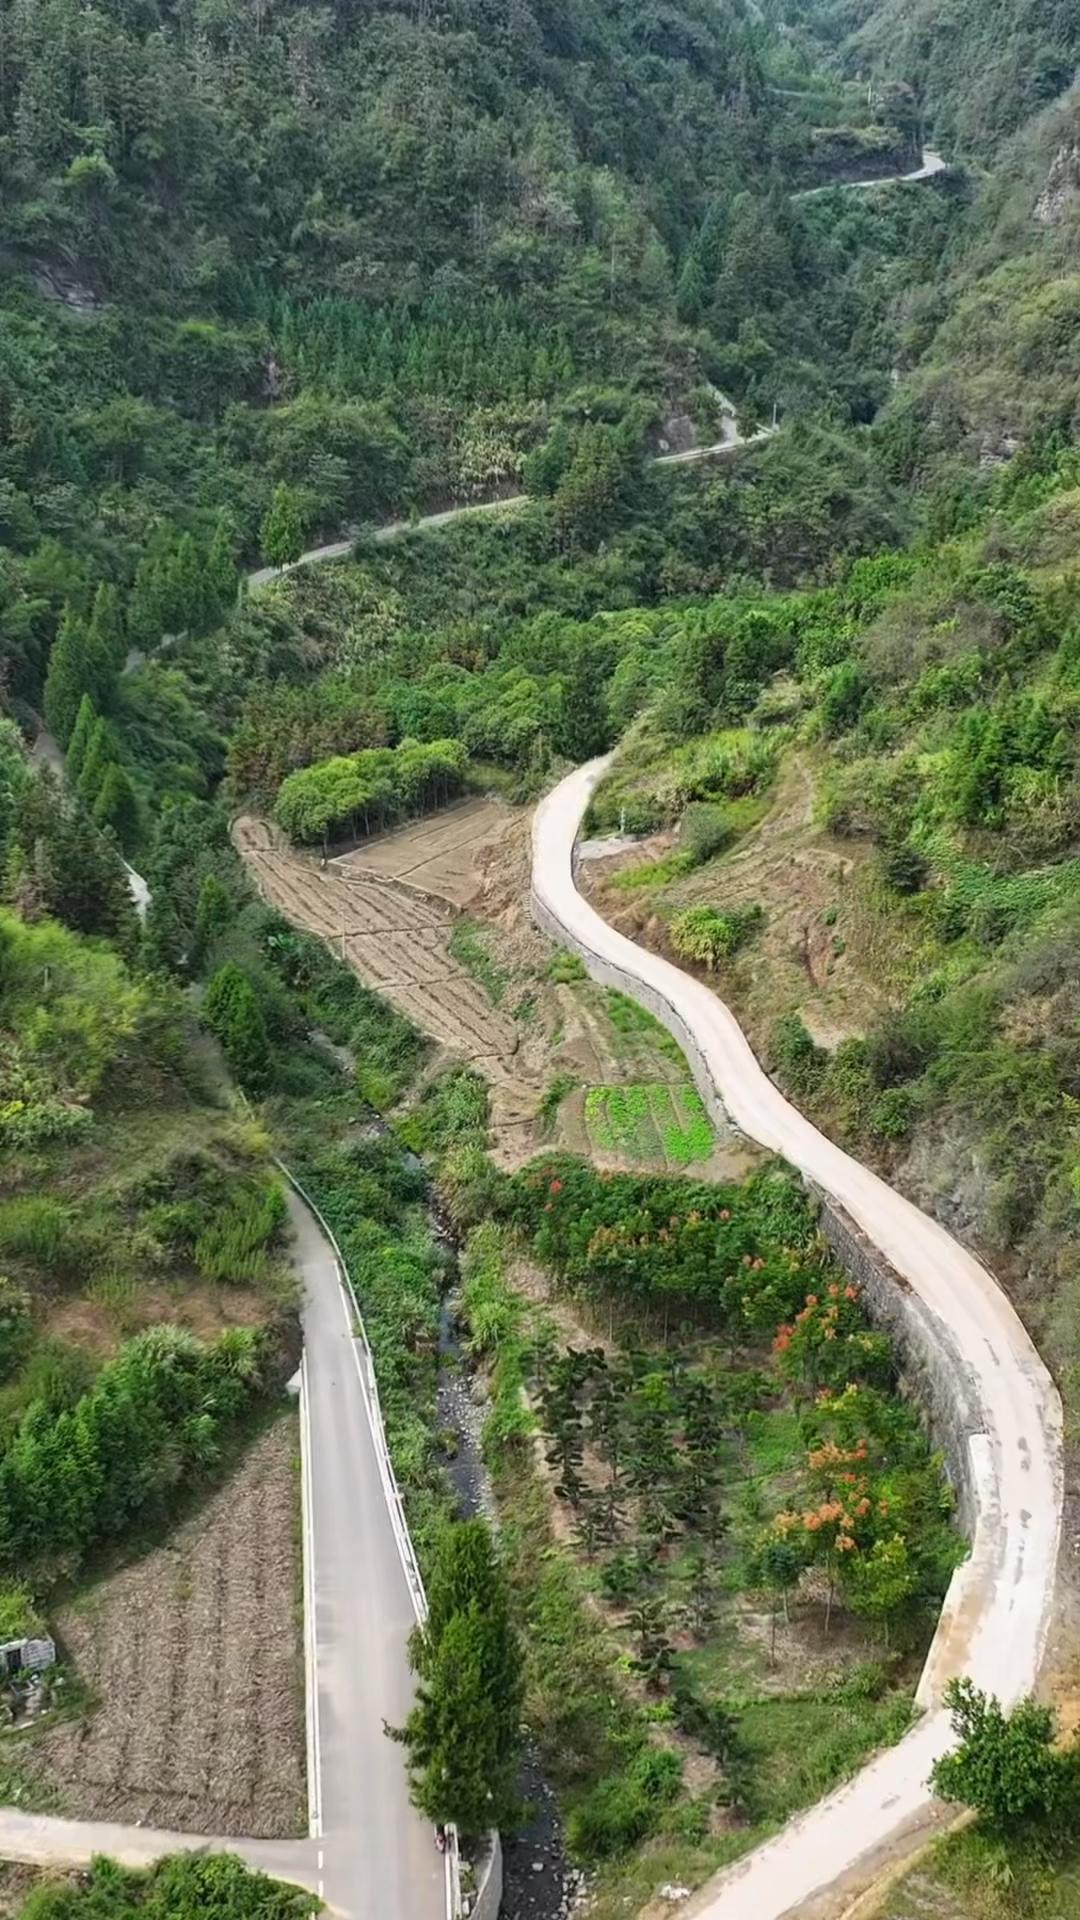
[25,1418,305,1840]
[580,755,908,1053]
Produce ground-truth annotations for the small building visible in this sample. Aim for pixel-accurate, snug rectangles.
[0,1636,55,1678]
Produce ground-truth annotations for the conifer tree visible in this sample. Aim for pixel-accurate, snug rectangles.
[163,533,208,635]
[89,580,125,668]
[203,962,272,1088]
[260,483,306,569]
[92,763,139,853]
[392,1519,523,1839]
[43,607,114,748]
[206,513,239,619]
[77,716,115,811]
[65,694,98,784]
[192,871,232,968]
[126,558,164,653]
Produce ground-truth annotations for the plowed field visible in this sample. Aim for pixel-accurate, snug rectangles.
[336,797,513,907]
[236,815,519,1066]
[26,1418,304,1839]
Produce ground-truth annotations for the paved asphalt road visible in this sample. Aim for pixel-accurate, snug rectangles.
[0,1189,447,1920]
[532,756,1063,1920]
[288,1189,446,1920]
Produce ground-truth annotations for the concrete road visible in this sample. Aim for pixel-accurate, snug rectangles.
[796,148,948,197]
[288,1189,447,1920]
[0,1188,447,1920]
[532,757,1063,1920]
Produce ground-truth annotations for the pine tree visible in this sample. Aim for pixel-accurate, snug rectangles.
[77,716,115,811]
[92,763,139,853]
[203,962,272,1088]
[206,513,238,621]
[43,607,114,748]
[393,1519,523,1839]
[192,871,232,969]
[65,694,98,784]
[260,483,306,569]
[163,533,208,635]
[89,580,125,669]
[126,558,164,653]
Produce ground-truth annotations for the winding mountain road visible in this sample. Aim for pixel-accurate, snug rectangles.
[795,147,947,198]
[246,424,776,590]
[531,756,1063,1919]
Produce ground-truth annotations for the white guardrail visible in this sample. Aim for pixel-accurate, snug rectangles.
[272,1153,465,1920]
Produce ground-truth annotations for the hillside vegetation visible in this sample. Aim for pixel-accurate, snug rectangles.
[584,443,1080,1476]
[8,0,1080,1912]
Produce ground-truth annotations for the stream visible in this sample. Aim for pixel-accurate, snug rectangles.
[421,1167,581,1920]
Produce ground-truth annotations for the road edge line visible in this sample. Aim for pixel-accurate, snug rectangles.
[298,1349,323,1842]
[276,1159,460,1920]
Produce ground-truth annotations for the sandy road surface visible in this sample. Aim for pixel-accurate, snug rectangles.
[532,757,1063,1920]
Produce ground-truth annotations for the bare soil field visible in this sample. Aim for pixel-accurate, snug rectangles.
[236,814,516,1061]
[582,754,916,1054]
[25,1417,304,1840]
[335,796,514,906]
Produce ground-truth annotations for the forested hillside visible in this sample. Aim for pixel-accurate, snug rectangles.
[7,0,1080,1912]
[821,0,1080,156]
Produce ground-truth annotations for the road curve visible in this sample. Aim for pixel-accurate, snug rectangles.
[531,756,1063,1920]
[0,1187,446,1920]
[795,147,948,198]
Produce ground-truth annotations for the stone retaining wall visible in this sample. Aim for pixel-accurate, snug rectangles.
[815,1198,982,1535]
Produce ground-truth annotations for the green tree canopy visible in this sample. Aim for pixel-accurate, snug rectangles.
[393,1518,523,1840]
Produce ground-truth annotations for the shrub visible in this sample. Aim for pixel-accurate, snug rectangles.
[669,902,763,970]
[566,1747,682,1859]
[930,1680,1080,1839]
[547,949,587,985]
[771,1013,827,1098]
[0,1277,33,1384]
[20,1852,314,1918]
[193,1181,287,1283]
[870,1087,915,1140]
[878,840,929,895]
[0,1199,75,1273]
[678,801,731,866]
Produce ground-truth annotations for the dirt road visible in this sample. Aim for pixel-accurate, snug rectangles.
[531,756,1062,1920]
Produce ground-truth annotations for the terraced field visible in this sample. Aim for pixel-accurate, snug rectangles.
[335,796,513,907]
[25,1419,304,1840]
[236,809,758,1178]
[236,815,519,1065]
